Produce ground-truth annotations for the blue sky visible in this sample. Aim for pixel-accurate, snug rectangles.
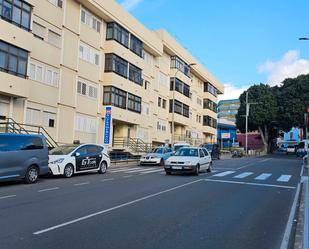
[118,0,309,99]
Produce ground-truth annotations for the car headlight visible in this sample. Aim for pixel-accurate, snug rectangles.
[50,158,64,164]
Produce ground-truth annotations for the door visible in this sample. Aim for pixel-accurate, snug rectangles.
[0,101,9,119]
[198,149,207,170]
[75,145,101,172]
[203,148,212,167]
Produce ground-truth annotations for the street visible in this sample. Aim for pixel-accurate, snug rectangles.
[0,156,303,249]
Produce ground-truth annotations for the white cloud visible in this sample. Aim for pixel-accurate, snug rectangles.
[120,0,143,11]
[259,50,309,86]
[218,83,249,101]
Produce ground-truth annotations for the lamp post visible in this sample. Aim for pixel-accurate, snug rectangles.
[171,62,196,145]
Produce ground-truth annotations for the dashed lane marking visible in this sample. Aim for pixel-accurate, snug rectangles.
[38,187,59,193]
[277,175,292,182]
[74,182,90,186]
[0,195,16,200]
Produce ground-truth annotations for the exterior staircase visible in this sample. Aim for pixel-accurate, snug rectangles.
[112,137,153,154]
[0,118,58,149]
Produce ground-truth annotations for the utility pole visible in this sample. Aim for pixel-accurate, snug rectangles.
[245,92,249,156]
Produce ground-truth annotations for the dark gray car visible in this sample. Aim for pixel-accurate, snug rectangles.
[0,133,49,184]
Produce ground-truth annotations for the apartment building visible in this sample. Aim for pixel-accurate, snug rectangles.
[0,0,223,147]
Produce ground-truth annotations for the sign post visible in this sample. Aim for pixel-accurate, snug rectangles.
[104,106,112,146]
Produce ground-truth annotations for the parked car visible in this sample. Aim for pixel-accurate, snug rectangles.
[140,147,173,166]
[200,143,221,159]
[164,147,212,175]
[49,143,110,178]
[0,133,49,184]
[286,145,296,154]
[296,141,308,157]
[173,142,190,153]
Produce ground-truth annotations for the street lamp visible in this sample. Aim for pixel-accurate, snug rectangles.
[171,62,196,145]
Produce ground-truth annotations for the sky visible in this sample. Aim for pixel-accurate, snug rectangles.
[117,0,309,100]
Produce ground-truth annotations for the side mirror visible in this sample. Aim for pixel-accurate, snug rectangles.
[75,152,80,157]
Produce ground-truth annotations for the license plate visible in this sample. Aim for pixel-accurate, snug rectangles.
[172,166,182,170]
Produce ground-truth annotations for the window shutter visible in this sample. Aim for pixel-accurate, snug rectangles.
[57,0,63,8]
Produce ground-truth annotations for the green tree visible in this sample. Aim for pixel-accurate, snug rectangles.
[277,74,309,132]
[236,84,278,153]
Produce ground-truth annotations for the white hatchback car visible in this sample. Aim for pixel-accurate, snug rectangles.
[164,147,212,175]
[49,144,110,178]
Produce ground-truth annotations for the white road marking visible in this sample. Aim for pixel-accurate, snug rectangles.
[212,171,235,177]
[109,167,141,173]
[33,179,204,235]
[277,175,292,182]
[38,187,59,193]
[101,178,114,182]
[255,173,272,180]
[0,195,16,200]
[74,182,90,186]
[124,168,157,173]
[139,169,164,175]
[123,175,133,178]
[234,172,254,179]
[204,179,295,189]
[260,158,272,163]
[280,183,301,249]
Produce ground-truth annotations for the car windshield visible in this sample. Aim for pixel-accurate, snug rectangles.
[175,148,198,157]
[174,145,188,151]
[152,148,164,153]
[204,144,213,151]
[49,146,78,155]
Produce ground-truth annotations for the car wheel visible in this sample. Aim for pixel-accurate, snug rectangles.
[195,165,200,176]
[207,162,212,173]
[98,161,107,174]
[159,159,165,167]
[64,164,74,178]
[24,165,39,184]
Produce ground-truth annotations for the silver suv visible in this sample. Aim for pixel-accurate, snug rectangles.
[0,133,49,184]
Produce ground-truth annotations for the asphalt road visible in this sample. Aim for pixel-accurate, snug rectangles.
[0,155,303,249]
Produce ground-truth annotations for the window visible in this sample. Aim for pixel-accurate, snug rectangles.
[203,115,217,128]
[81,8,101,33]
[159,72,168,87]
[48,30,61,48]
[79,42,100,66]
[204,82,217,96]
[48,0,62,8]
[26,108,40,125]
[143,51,153,66]
[0,0,32,31]
[130,34,143,57]
[43,111,56,128]
[171,56,191,77]
[169,99,190,118]
[0,40,28,78]
[77,80,98,99]
[75,114,97,134]
[106,22,129,48]
[127,93,141,113]
[158,97,161,107]
[32,22,45,39]
[29,60,59,87]
[144,80,150,90]
[197,97,202,106]
[129,64,142,85]
[0,135,43,151]
[203,99,217,113]
[157,120,167,132]
[170,77,190,97]
[103,86,127,109]
[104,53,128,78]
[142,102,150,116]
[162,99,166,109]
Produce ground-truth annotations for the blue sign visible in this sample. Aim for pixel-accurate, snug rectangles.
[104,106,112,145]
